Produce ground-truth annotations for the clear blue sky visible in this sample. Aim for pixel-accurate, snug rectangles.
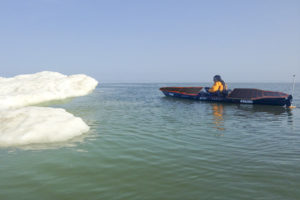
[0,0,299,82]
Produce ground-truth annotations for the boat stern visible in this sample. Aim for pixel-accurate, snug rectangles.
[286,95,295,108]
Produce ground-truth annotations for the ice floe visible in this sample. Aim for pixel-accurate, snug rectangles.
[0,71,98,147]
[0,71,98,110]
[0,107,90,146]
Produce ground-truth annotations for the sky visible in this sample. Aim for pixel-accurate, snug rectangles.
[0,0,299,83]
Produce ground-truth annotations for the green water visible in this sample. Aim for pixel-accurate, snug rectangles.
[1,83,300,200]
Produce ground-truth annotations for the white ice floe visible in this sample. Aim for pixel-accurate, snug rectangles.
[0,71,98,110]
[0,107,90,146]
[0,71,98,147]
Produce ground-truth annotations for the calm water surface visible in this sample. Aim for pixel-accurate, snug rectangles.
[1,83,300,200]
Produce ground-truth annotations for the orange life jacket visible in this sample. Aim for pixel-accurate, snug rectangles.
[209,81,227,93]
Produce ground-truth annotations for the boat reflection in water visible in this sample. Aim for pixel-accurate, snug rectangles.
[236,104,289,115]
[209,103,292,131]
[211,103,225,131]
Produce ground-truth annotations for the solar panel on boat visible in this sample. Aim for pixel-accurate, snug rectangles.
[227,88,288,100]
[160,87,203,95]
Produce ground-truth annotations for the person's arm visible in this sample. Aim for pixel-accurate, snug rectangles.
[209,82,219,92]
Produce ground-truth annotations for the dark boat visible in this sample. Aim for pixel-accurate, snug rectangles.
[159,87,293,107]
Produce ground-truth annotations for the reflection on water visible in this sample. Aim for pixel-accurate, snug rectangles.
[211,103,225,131]
[236,104,288,115]
[210,103,295,132]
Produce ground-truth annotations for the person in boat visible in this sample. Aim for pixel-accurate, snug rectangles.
[206,75,228,94]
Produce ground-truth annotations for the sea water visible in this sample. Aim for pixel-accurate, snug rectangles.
[0,82,299,200]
